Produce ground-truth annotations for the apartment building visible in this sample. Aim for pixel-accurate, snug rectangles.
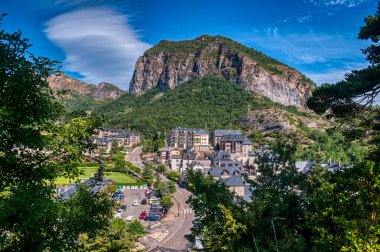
[167,128,209,150]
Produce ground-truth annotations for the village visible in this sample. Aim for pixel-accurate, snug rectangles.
[54,126,349,251]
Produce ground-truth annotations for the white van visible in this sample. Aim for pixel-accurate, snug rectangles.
[125,215,134,222]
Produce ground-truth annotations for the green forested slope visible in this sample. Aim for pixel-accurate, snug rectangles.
[95,75,276,136]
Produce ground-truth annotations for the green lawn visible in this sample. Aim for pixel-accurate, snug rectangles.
[55,166,137,185]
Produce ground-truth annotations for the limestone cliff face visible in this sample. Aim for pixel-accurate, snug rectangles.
[48,74,125,99]
[129,35,314,107]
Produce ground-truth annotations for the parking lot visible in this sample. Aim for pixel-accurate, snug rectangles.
[115,189,159,226]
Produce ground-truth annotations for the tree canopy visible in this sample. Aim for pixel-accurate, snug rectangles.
[0,16,114,251]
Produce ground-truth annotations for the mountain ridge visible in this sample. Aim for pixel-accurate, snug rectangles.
[48,74,126,100]
[129,35,314,107]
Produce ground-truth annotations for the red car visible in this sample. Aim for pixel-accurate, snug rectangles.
[139,211,147,220]
[147,194,157,199]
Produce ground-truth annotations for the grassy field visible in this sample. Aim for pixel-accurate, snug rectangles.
[55,166,137,185]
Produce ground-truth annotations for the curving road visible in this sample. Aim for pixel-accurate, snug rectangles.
[127,146,145,168]
[159,186,194,251]
[127,147,195,251]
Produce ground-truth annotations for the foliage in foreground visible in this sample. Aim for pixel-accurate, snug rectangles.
[186,6,380,250]
[186,148,380,251]
[79,218,145,251]
[0,17,115,251]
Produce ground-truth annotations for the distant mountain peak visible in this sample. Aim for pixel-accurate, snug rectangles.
[130,35,314,107]
[48,74,125,100]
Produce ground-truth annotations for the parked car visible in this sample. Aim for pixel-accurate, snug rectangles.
[133,200,139,206]
[120,204,127,211]
[151,205,163,211]
[148,198,161,204]
[112,194,125,200]
[141,199,147,205]
[149,210,163,216]
[126,215,134,222]
[139,211,147,220]
[147,194,156,199]
[151,203,163,208]
[146,214,161,221]
[145,190,155,196]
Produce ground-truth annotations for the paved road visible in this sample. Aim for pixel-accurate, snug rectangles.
[127,147,195,251]
[159,186,194,251]
[127,146,145,168]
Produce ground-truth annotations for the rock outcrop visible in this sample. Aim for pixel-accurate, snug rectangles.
[238,108,329,136]
[129,35,314,107]
[48,74,125,99]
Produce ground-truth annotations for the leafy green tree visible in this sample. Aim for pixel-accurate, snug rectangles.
[127,219,146,238]
[126,161,141,173]
[185,168,246,246]
[98,147,107,154]
[307,3,380,148]
[0,17,114,251]
[110,139,123,155]
[156,163,167,173]
[155,181,176,196]
[166,170,180,181]
[162,195,174,210]
[79,218,144,251]
[109,184,118,193]
[304,160,380,251]
[142,165,154,184]
[202,205,247,252]
[111,152,127,173]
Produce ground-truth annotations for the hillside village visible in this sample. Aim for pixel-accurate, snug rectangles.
[84,127,349,206]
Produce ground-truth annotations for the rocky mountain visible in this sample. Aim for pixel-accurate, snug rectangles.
[129,35,314,107]
[48,74,125,100]
[238,108,329,136]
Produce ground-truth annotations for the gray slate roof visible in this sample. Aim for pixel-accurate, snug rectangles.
[243,138,253,145]
[209,166,242,177]
[220,175,245,186]
[207,151,231,160]
[220,134,245,142]
[214,159,242,168]
[214,129,242,137]
[183,151,197,160]
[194,128,208,135]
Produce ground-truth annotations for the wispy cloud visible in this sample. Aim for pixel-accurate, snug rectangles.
[239,28,367,84]
[309,0,370,8]
[304,62,368,84]
[44,8,151,88]
[249,28,364,65]
[296,15,312,23]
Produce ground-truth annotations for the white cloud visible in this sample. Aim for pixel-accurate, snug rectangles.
[238,28,368,84]
[304,62,368,84]
[44,8,151,88]
[310,0,369,8]
[296,15,312,23]
[248,28,365,65]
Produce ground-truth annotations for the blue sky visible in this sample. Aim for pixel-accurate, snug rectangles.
[1,0,378,89]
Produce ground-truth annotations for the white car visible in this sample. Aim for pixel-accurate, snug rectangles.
[133,200,139,206]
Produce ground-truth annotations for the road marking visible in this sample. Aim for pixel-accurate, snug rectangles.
[184,209,193,214]
[159,193,186,246]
